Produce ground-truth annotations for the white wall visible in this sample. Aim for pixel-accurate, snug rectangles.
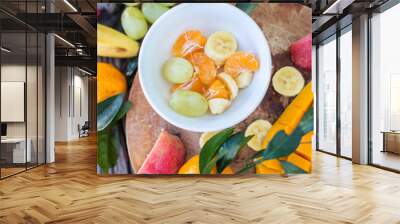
[55,67,69,141]
[1,65,37,138]
[72,73,89,138]
[1,65,26,139]
[1,82,25,122]
[46,33,55,163]
[54,67,89,141]
[1,64,46,164]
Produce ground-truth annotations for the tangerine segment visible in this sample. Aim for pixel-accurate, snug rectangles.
[171,76,205,95]
[205,79,230,100]
[187,52,217,86]
[224,51,260,77]
[172,30,207,57]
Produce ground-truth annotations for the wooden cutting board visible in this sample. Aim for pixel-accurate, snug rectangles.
[125,4,312,173]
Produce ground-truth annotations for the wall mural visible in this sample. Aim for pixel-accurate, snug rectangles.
[97,3,313,175]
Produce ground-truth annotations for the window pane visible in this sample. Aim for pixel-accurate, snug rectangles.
[371,3,400,171]
[318,37,337,154]
[1,31,27,177]
[27,31,38,169]
[340,29,352,158]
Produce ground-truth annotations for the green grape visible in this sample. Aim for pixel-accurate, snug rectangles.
[162,57,193,84]
[124,3,140,7]
[160,3,176,7]
[121,7,148,40]
[141,3,169,24]
[169,90,208,117]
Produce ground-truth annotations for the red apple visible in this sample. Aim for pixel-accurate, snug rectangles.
[137,130,185,174]
[290,33,312,72]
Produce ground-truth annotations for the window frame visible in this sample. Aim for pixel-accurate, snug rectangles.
[315,24,353,161]
[0,0,47,180]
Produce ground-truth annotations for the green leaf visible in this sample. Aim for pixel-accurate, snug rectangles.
[262,128,303,160]
[97,97,132,174]
[109,100,133,127]
[97,94,124,132]
[298,107,314,134]
[97,130,110,171]
[125,58,138,77]
[126,59,138,87]
[236,3,258,15]
[238,125,307,173]
[262,107,314,160]
[216,132,252,173]
[199,128,234,174]
[236,157,264,174]
[97,128,119,173]
[250,148,264,160]
[238,107,314,174]
[202,156,220,175]
[115,100,132,121]
[109,126,121,168]
[280,160,306,174]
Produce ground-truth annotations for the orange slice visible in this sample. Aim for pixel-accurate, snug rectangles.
[171,76,206,94]
[224,51,259,77]
[205,79,230,100]
[97,62,127,103]
[172,30,207,57]
[187,52,217,86]
[178,155,233,174]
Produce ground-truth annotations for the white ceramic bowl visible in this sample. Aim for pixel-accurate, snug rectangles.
[139,3,272,132]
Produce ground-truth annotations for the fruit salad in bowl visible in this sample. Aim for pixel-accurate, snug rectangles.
[163,30,260,116]
[139,3,272,132]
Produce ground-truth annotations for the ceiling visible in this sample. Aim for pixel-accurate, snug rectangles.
[311,0,391,44]
[0,0,96,14]
[0,32,45,64]
[6,0,394,73]
[0,0,96,74]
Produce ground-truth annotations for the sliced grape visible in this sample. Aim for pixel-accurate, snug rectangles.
[162,57,193,84]
[169,90,208,117]
[141,3,169,24]
[121,7,148,40]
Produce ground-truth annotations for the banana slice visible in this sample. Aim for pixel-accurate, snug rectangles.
[218,72,238,100]
[208,98,231,115]
[199,131,219,148]
[272,66,305,97]
[97,24,139,58]
[205,31,237,65]
[235,71,253,88]
[245,119,272,151]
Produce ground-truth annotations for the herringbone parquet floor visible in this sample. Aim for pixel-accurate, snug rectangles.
[1,135,400,224]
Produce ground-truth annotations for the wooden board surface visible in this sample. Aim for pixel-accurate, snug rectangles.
[125,4,312,173]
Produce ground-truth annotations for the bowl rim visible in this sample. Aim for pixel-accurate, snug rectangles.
[138,3,272,132]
